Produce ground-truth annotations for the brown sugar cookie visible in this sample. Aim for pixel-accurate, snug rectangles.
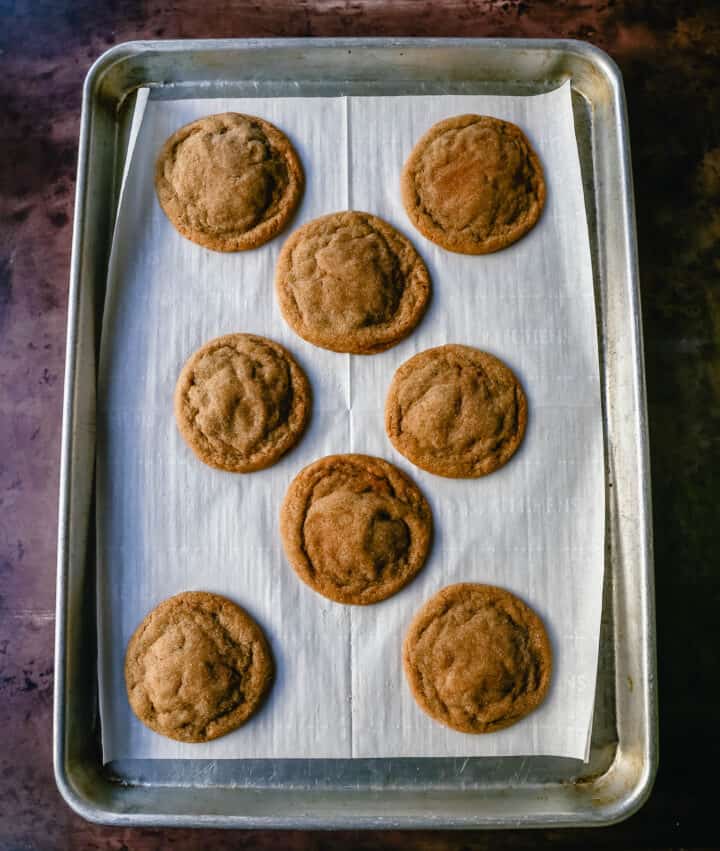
[280,454,432,604]
[275,211,431,354]
[125,591,274,742]
[155,113,304,251]
[174,333,311,473]
[385,344,527,478]
[401,114,545,254]
[403,583,552,733]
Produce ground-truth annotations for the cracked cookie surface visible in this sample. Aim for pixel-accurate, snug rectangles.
[385,344,527,478]
[174,333,311,472]
[275,211,430,353]
[125,591,274,742]
[155,112,304,251]
[401,114,545,254]
[403,583,552,733]
[280,454,432,604]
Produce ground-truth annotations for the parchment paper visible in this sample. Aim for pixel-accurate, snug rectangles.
[98,82,604,763]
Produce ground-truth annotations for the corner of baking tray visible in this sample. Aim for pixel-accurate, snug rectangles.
[579,744,659,828]
[82,40,186,112]
[82,42,143,104]
[551,39,625,93]
[52,751,107,826]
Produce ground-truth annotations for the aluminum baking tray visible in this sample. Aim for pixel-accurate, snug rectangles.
[54,37,657,829]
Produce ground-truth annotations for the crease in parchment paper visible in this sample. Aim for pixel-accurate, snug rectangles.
[97,83,603,764]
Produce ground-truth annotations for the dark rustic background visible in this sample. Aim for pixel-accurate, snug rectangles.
[1,1,719,848]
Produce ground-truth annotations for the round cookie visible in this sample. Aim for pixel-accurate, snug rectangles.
[401,114,545,254]
[275,211,431,354]
[280,454,433,604]
[155,112,304,251]
[174,333,311,473]
[385,344,527,478]
[403,583,552,733]
[125,591,274,742]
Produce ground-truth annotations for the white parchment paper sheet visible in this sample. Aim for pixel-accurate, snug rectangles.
[98,82,603,763]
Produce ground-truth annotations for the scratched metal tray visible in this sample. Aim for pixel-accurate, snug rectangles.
[54,38,657,829]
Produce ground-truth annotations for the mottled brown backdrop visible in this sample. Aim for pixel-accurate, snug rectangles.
[1,1,719,848]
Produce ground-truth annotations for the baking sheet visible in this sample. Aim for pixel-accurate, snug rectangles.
[97,82,603,762]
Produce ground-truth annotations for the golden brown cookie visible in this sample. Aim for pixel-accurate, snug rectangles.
[125,591,274,743]
[155,113,304,251]
[280,454,433,604]
[174,333,311,473]
[401,114,545,254]
[275,211,431,354]
[385,344,527,478]
[403,583,552,733]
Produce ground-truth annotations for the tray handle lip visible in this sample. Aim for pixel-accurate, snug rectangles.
[77,35,627,92]
[55,34,657,828]
[555,38,659,823]
[54,34,123,823]
[74,34,633,56]
[53,37,95,818]
[583,35,659,823]
[570,38,659,824]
